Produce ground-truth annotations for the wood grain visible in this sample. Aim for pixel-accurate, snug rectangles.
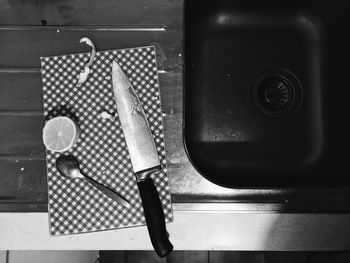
[0,0,185,212]
[0,71,43,111]
[124,251,165,263]
[0,159,47,204]
[0,0,182,27]
[262,252,312,263]
[0,29,181,70]
[167,251,208,263]
[0,114,44,155]
[0,109,45,211]
[0,73,180,154]
[209,251,251,263]
[99,251,125,263]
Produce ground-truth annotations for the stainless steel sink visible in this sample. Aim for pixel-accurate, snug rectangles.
[184,0,350,187]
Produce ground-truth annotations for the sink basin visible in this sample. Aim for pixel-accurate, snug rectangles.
[184,0,350,187]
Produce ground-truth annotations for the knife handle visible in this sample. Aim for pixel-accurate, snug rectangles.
[137,177,173,257]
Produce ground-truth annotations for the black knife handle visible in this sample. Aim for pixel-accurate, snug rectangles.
[137,177,173,257]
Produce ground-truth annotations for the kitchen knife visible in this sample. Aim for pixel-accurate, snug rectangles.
[112,61,173,257]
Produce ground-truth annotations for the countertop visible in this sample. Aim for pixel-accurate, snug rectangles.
[1,0,350,250]
[2,212,350,250]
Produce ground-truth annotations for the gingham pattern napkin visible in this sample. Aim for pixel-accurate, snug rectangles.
[40,46,173,236]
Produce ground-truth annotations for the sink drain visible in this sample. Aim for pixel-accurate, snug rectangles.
[252,69,303,118]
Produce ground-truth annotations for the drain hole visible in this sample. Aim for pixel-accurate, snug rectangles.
[258,76,293,111]
[252,69,302,118]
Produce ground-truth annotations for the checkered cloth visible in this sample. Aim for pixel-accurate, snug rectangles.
[40,46,173,236]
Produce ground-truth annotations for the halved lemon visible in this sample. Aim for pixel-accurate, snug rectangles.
[42,116,79,152]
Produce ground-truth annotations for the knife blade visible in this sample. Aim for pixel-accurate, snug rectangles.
[111,61,161,173]
[112,61,173,257]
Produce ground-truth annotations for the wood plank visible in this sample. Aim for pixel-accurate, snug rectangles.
[124,251,165,263]
[0,72,181,111]
[0,71,43,111]
[167,251,208,263]
[209,251,251,263]
[0,70,182,111]
[0,114,44,155]
[0,0,182,27]
[0,73,180,154]
[306,252,350,263]
[260,252,312,263]
[0,29,182,70]
[0,72,182,211]
[0,159,47,203]
[99,251,125,263]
